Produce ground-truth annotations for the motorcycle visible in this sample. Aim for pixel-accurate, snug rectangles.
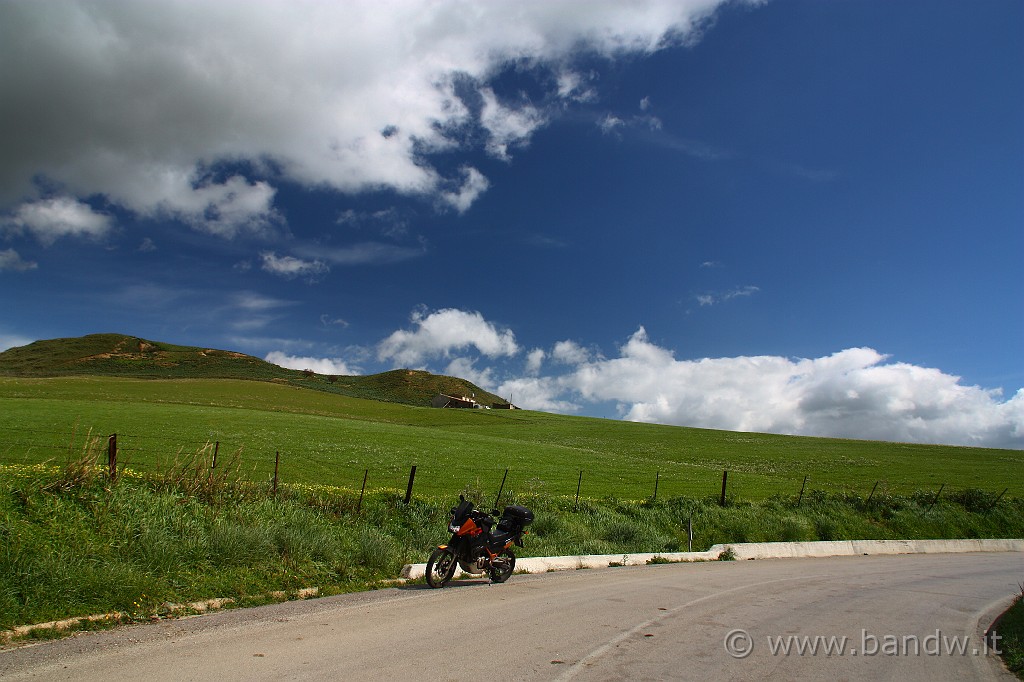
[425,496,534,588]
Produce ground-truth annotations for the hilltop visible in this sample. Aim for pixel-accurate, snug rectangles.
[0,333,509,408]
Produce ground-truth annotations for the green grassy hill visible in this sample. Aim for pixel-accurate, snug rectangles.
[2,374,1021,501]
[0,334,508,408]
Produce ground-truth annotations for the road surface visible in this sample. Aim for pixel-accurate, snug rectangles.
[1,552,1019,680]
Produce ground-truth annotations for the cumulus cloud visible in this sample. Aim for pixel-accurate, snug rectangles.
[0,248,37,272]
[260,251,329,281]
[416,313,1023,449]
[556,328,1024,449]
[525,348,546,375]
[3,196,112,245]
[0,0,741,231]
[480,89,545,161]
[552,340,592,365]
[495,375,582,414]
[265,351,357,376]
[444,356,497,393]
[378,307,519,366]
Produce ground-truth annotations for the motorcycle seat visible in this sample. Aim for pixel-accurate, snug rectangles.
[488,529,514,549]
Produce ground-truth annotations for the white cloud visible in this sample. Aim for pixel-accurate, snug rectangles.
[552,340,592,365]
[384,314,1024,448]
[166,176,279,238]
[441,167,490,214]
[556,328,1024,449]
[253,305,1024,448]
[445,356,496,393]
[0,332,34,352]
[479,89,545,161]
[294,240,427,266]
[526,348,546,375]
[320,314,350,329]
[265,351,357,376]
[223,291,297,331]
[336,207,409,238]
[378,307,519,366]
[494,375,581,414]
[1,1,742,226]
[556,70,596,103]
[231,291,295,312]
[696,285,760,306]
[0,248,37,272]
[260,251,329,281]
[599,114,625,135]
[4,196,112,245]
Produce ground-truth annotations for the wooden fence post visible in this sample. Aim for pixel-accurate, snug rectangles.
[927,483,945,512]
[797,475,808,506]
[212,441,219,470]
[988,488,1008,512]
[652,471,660,501]
[273,451,280,498]
[719,470,728,507]
[357,469,368,512]
[574,470,583,511]
[107,433,117,481]
[867,481,879,503]
[404,465,417,504]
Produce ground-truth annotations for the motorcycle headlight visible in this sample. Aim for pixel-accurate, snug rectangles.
[448,523,461,533]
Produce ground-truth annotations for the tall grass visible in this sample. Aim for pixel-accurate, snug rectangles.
[1,454,1022,636]
[996,585,1024,677]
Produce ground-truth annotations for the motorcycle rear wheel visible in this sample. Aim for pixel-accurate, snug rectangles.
[425,548,458,588]
[489,549,516,583]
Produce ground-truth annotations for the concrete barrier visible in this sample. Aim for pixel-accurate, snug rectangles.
[400,538,1024,581]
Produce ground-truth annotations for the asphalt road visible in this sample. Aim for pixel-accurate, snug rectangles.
[1,552,1020,681]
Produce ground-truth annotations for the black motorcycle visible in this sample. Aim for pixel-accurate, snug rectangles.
[425,496,534,588]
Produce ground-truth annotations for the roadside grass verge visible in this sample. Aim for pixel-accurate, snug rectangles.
[997,586,1024,678]
[2,459,1021,641]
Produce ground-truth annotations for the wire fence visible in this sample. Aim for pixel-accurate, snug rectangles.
[2,424,1016,505]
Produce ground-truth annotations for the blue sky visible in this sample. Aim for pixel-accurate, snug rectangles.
[2,0,1022,448]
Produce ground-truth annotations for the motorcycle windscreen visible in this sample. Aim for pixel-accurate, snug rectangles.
[453,500,474,524]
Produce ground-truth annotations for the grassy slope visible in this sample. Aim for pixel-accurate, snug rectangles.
[0,334,509,407]
[2,376,1021,501]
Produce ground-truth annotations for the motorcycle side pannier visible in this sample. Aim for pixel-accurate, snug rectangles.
[501,505,534,527]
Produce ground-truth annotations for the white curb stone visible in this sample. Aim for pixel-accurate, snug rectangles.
[399,538,1024,581]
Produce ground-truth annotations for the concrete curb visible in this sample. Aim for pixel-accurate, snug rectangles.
[399,538,1024,581]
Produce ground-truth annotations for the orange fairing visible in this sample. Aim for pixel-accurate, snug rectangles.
[455,517,483,537]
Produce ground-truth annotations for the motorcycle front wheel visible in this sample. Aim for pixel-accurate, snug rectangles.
[425,547,458,588]
[489,549,516,583]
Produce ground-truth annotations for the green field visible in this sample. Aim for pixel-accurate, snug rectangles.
[3,376,1021,502]
[3,373,1022,636]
